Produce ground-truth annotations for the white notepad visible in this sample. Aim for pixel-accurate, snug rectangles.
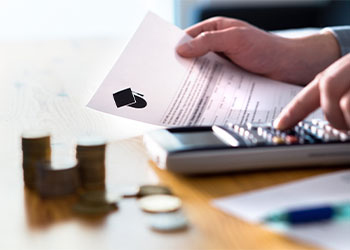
[212,170,350,250]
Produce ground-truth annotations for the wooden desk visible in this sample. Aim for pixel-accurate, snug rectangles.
[0,39,343,250]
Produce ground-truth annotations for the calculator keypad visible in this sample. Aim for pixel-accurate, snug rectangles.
[227,120,350,147]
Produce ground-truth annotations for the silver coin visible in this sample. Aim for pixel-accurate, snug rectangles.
[138,185,172,197]
[138,194,181,213]
[147,212,188,231]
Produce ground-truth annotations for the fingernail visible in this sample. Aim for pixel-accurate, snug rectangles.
[176,42,191,55]
[273,116,282,129]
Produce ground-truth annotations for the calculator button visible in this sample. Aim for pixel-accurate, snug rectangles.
[257,127,264,136]
[246,123,259,130]
[247,131,266,146]
[285,135,298,144]
[294,125,302,134]
[239,127,246,136]
[316,129,325,138]
[279,131,287,138]
[233,125,240,133]
[332,128,340,136]
[298,129,305,137]
[302,121,312,130]
[303,135,316,144]
[266,133,273,142]
[272,136,285,145]
[323,132,339,142]
[262,130,269,139]
[310,125,318,135]
[311,119,323,126]
[317,121,328,129]
[340,132,350,142]
[303,123,311,130]
[273,129,281,136]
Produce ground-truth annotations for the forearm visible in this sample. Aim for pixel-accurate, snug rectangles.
[276,31,341,85]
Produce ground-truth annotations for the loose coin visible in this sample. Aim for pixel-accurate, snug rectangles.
[138,195,181,213]
[138,185,172,197]
[147,211,188,232]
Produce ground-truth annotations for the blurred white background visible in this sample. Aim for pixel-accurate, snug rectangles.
[0,0,174,40]
[0,0,335,40]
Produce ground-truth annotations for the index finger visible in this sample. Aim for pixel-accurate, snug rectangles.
[274,78,321,130]
[185,19,219,37]
[185,17,245,38]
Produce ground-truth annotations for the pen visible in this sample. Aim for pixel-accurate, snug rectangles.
[263,202,350,225]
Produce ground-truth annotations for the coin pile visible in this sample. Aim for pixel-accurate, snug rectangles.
[36,159,80,198]
[73,190,119,214]
[76,136,106,190]
[136,185,188,232]
[21,131,189,230]
[21,131,51,189]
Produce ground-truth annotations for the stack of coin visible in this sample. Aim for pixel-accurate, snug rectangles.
[36,159,80,198]
[76,136,106,190]
[73,190,118,214]
[21,131,51,189]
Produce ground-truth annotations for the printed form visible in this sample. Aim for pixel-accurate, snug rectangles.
[88,12,321,126]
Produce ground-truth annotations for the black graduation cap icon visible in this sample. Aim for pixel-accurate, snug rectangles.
[113,88,147,109]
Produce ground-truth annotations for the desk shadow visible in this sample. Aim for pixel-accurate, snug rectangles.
[24,188,108,229]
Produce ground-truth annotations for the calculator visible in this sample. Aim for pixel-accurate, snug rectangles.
[143,120,350,174]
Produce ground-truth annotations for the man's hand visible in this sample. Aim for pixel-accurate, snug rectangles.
[177,17,340,85]
[274,53,350,131]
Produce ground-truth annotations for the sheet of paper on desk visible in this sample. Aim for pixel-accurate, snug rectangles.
[88,12,322,126]
[212,170,350,250]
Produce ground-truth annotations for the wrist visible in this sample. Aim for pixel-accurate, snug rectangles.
[277,31,341,85]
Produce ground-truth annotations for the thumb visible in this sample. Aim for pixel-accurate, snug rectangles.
[176,30,228,58]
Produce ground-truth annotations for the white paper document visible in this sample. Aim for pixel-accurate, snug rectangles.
[88,12,321,126]
[212,170,350,250]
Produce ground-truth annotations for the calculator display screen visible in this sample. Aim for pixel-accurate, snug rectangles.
[174,131,226,148]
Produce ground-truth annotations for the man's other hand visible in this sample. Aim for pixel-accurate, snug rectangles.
[274,53,350,131]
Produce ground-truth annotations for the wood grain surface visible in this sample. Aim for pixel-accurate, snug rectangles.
[0,39,345,250]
